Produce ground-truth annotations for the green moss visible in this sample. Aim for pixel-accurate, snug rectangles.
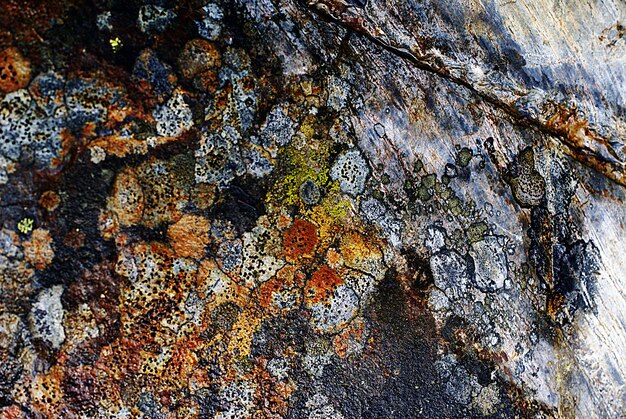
[417,184,432,202]
[439,186,452,200]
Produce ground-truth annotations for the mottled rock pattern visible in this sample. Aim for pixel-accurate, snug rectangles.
[0,0,624,418]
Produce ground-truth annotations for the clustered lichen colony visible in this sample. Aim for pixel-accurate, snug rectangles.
[0,0,616,418]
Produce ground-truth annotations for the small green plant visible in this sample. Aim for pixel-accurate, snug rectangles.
[17,217,34,234]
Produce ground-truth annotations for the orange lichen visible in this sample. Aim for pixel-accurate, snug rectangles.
[108,168,144,227]
[305,265,343,305]
[178,39,222,81]
[332,317,366,358]
[0,405,23,419]
[277,212,292,230]
[167,214,211,259]
[325,247,343,268]
[22,228,54,270]
[339,231,385,278]
[227,307,263,357]
[283,218,318,261]
[340,232,376,263]
[257,265,305,314]
[39,191,60,212]
[0,47,30,93]
[30,365,64,417]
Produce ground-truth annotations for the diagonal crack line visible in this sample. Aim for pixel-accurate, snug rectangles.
[302,0,626,187]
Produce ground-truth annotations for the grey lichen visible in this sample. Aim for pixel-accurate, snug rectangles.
[29,285,65,350]
[330,149,370,196]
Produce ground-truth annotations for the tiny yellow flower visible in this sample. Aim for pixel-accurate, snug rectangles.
[17,217,34,234]
[109,37,123,53]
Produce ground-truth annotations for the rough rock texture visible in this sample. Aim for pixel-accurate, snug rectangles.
[0,0,624,418]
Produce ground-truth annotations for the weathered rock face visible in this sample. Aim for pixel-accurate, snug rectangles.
[0,0,624,417]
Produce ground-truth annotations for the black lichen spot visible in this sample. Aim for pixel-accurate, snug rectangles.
[37,157,117,288]
[250,313,312,360]
[302,270,474,418]
[551,240,600,322]
[403,250,434,294]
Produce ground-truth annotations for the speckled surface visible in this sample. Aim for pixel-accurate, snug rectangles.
[0,1,625,417]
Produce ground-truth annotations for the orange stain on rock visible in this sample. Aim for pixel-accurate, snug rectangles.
[0,405,23,419]
[167,214,211,259]
[88,135,181,159]
[283,219,318,261]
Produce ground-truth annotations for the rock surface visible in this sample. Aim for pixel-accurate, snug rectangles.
[0,0,624,417]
